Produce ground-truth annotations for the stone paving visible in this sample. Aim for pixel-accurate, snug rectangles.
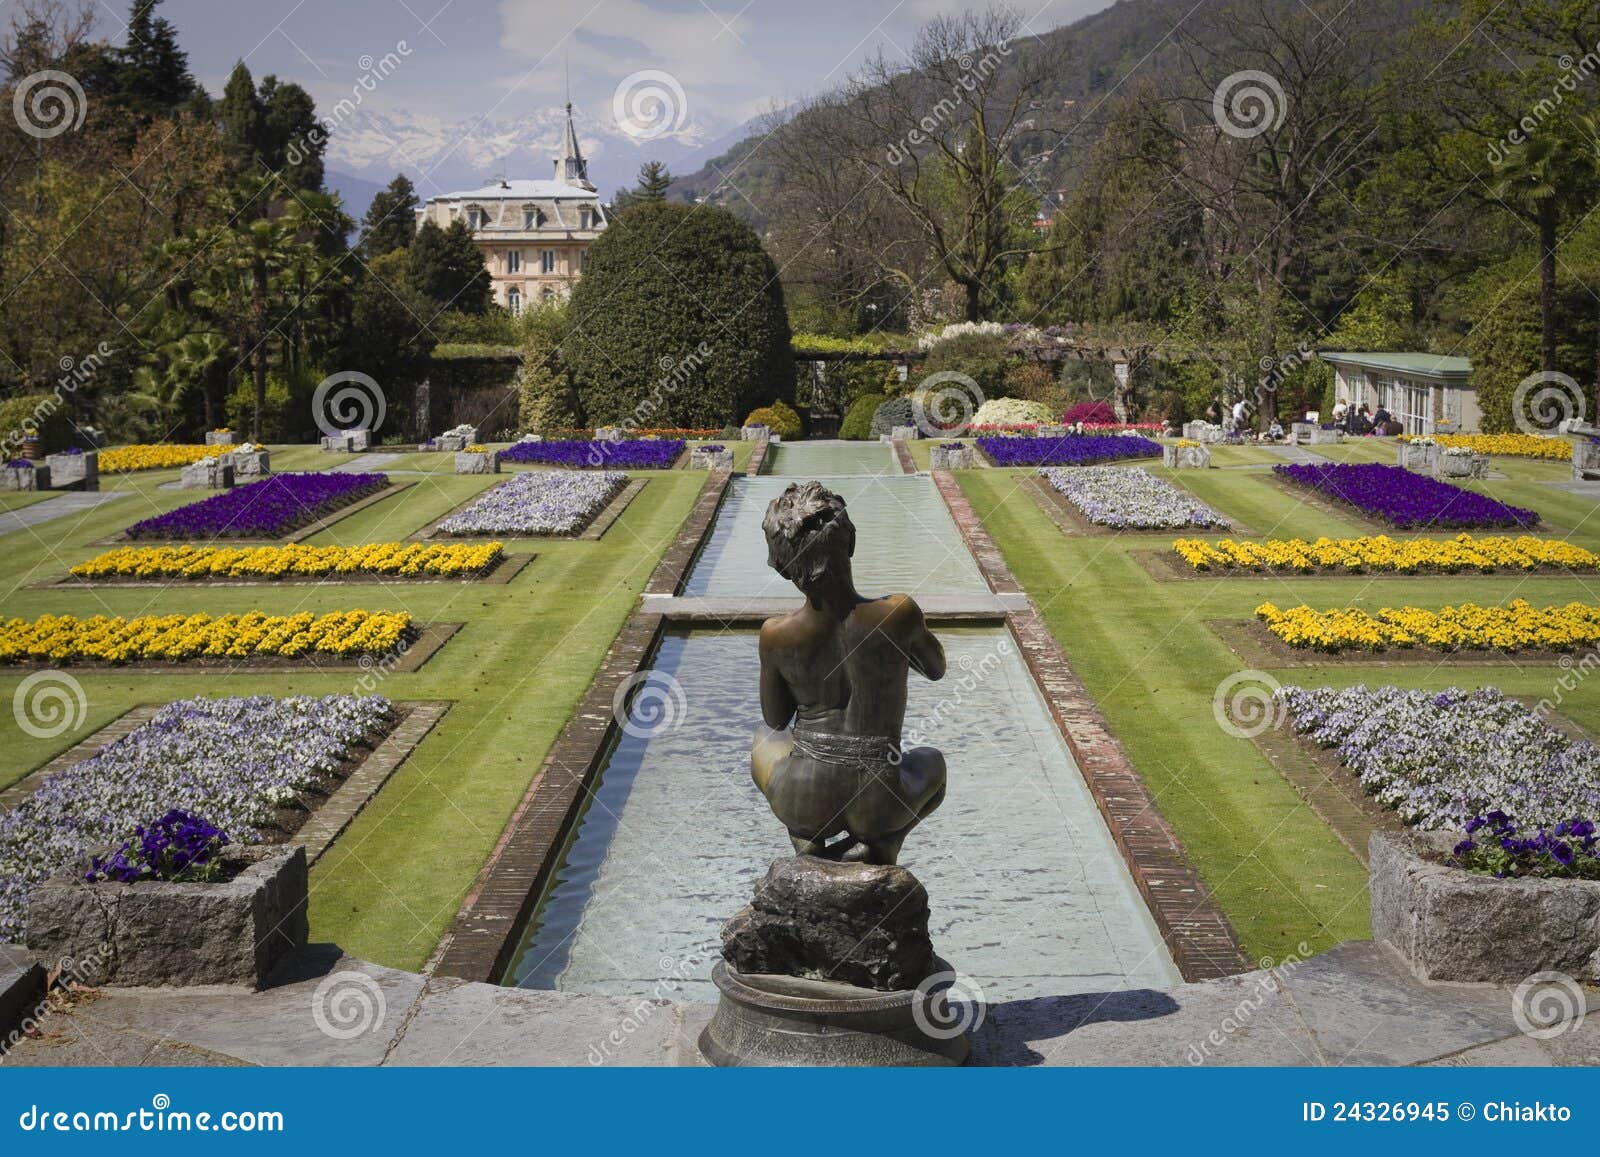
[0,490,126,535]
[3,939,1592,1066]
[326,453,403,473]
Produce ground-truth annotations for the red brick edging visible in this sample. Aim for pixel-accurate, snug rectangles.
[745,436,770,476]
[931,469,1250,981]
[430,469,733,981]
[891,439,918,475]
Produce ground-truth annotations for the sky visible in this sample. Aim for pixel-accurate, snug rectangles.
[91,0,1118,138]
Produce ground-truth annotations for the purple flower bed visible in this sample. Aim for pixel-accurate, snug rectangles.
[977,433,1161,467]
[0,693,392,941]
[500,439,685,469]
[125,472,387,539]
[1274,462,1539,529]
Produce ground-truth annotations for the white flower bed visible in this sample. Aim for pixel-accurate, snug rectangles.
[1276,684,1600,830]
[0,694,391,941]
[1039,466,1228,529]
[438,470,626,536]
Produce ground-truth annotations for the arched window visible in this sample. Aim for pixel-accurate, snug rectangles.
[507,287,522,316]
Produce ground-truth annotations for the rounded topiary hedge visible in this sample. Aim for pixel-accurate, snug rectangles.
[744,400,802,438]
[566,202,794,429]
[840,392,886,440]
[870,396,916,438]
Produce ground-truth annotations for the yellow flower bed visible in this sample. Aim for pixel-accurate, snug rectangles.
[0,610,412,664]
[99,444,231,473]
[70,542,504,580]
[1173,533,1600,574]
[1401,433,1572,461]
[1255,599,1600,652]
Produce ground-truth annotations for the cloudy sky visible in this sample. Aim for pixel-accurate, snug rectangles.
[106,0,1116,136]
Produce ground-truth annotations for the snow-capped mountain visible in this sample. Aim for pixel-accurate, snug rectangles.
[323,105,714,205]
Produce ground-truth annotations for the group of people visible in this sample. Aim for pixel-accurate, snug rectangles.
[1330,398,1404,437]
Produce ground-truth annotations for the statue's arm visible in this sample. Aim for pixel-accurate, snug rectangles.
[894,596,946,681]
[758,627,797,729]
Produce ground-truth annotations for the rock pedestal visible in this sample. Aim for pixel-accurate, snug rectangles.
[1183,421,1226,444]
[45,451,97,491]
[1439,451,1487,479]
[740,424,769,442]
[930,444,973,470]
[205,431,235,446]
[180,455,234,489]
[690,446,733,470]
[701,856,967,1067]
[455,449,499,474]
[1574,440,1600,481]
[1398,441,1439,473]
[1162,444,1211,469]
[1,464,43,491]
[232,448,270,477]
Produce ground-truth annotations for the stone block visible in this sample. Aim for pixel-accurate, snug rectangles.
[320,434,352,452]
[231,449,269,477]
[179,455,234,489]
[1573,439,1600,480]
[1162,443,1211,469]
[1370,831,1600,983]
[890,424,920,442]
[454,450,499,474]
[45,451,96,491]
[740,424,769,442]
[1438,451,1485,479]
[0,464,42,491]
[26,845,309,989]
[1398,441,1440,472]
[689,446,733,470]
[930,444,974,470]
[204,431,236,446]
[594,426,625,442]
[1037,424,1069,438]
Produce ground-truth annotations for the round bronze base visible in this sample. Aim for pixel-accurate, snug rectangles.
[697,961,969,1067]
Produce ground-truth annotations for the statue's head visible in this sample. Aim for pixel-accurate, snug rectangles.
[762,481,855,594]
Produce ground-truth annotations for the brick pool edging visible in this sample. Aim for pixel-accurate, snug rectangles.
[430,469,734,982]
[744,436,770,477]
[930,468,1250,982]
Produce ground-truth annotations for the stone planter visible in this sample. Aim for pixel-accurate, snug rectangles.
[594,426,625,442]
[1573,440,1600,481]
[1398,442,1440,473]
[930,444,974,470]
[232,449,270,477]
[1037,424,1068,438]
[180,455,234,489]
[690,446,734,470]
[1438,451,1485,479]
[204,431,235,446]
[1184,421,1226,444]
[45,450,97,491]
[0,464,43,491]
[515,434,543,445]
[741,424,769,442]
[321,429,370,452]
[1162,444,1211,469]
[438,425,478,452]
[1292,425,1341,445]
[1370,831,1600,983]
[26,845,308,989]
[890,424,920,442]
[455,449,499,474]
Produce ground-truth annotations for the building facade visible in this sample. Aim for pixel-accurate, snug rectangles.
[416,105,606,314]
[1318,351,1480,435]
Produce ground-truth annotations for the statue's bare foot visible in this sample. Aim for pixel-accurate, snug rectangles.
[836,840,873,863]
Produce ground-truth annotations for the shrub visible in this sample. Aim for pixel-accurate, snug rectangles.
[870,396,916,438]
[567,202,793,428]
[744,400,801,438]
[917,332,1011,399]
[0,393,74,452]
[518,319,581,432]
[1005,361,1066,411]
[973,397,1054,427]
[1064,400,1117,425]
[840,393,886,440]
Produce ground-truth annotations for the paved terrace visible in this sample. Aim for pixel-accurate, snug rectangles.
[3,940,1593,1067]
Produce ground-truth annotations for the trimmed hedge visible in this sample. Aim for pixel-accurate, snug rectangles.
[840,392,886,440]
[744,400,802,438]
[870,396,916,438]
[567,202,793,428]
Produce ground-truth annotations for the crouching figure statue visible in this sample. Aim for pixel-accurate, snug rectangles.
[751,481,947,866]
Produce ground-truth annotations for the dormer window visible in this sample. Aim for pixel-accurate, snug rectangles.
[578,207,592,229]
[465,205,487,229]
[523,206,541,230]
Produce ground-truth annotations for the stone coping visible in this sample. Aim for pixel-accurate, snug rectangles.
[931,468,1249,982]
[0,621,460,677]
[641,593,1028,624]
[95,480,414,547]
[1026,474,1251,538]
[1212,617,1584,669]
[891,438,918,475]
[37,553,532,590]
[745,437,771,476]
[432,471,734,981]
[412,477,646,542]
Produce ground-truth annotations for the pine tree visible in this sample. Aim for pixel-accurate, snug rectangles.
[259,76,324,192]
[358,175,420,260]
[613,161,673,212]
[217,62,263,171]
[408,219,490,313]
[116,0,198,118]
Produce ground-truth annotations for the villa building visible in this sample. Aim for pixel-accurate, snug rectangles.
[416,104,607,314]
[1318,351,1480,435]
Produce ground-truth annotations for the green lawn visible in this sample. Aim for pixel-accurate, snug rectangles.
[0,452,708,970]
[956,459,1600,960]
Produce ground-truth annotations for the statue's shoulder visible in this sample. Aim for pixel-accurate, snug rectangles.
[864,593,925,629]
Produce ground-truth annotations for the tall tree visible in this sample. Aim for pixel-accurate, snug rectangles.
[358,174,420,260]
[217,60,263,170]
[114,0,197,119]
[407,219,490,313]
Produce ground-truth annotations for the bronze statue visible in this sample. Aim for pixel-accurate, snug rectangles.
[751,481,947,865]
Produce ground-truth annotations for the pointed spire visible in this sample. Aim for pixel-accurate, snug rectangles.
[555,97,593,190]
